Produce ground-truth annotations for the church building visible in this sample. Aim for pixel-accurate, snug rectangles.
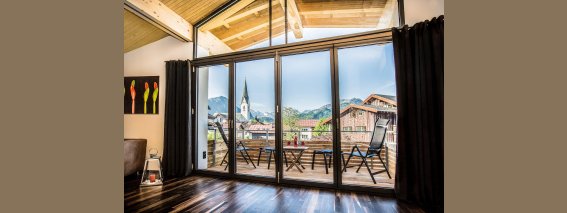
[240,79,250,120]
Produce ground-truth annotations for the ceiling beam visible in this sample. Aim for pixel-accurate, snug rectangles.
[197,30,234,56]
[224,1,272,24]
[278,0,303,39]
[377,0,396,29]
[200,0,255,31]
[228,21,285,50]
[212,7,281,41]
[221,16,284,42]
[124,0,193,42]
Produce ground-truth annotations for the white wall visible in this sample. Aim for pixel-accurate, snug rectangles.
[404,0,445,26]
[197,68,209,169]
[124,36,192,161]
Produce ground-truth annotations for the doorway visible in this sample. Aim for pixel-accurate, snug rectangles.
[193,30,397,193]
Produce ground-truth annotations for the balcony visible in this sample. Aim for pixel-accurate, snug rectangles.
[206,129,396,188]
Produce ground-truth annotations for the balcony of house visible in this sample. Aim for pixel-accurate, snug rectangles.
[205,129,397,188]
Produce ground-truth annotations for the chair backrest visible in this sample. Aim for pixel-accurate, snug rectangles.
[369,118,390,150]
[215,121,229,146]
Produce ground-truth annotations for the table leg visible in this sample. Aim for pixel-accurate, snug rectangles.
[290,151,305,169]
[285,150,304,173]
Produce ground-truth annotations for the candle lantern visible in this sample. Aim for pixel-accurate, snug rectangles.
[140,151,163,187]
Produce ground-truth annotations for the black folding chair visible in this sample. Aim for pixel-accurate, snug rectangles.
[342,119,392,184]
[215,122,256,171]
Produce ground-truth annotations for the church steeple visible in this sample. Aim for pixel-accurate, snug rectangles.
[240,78,250,120]
[241,78,249,105]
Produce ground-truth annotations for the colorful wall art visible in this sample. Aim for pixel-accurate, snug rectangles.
[124,76,159,114]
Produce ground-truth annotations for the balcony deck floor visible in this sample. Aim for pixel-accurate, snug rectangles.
[205,159,395,188]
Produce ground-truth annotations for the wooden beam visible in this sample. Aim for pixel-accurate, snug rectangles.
[197,30,234,56]
[124,0,193,42]
[211,8,281,41]
[221,16,284,42]
[229,21,285,50]
[224,1,271,24]
[200,0,255,32]
[377,0,396,29]
[278,0,303,39]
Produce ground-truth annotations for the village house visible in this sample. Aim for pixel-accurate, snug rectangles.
[297,119,319,141]
[322,94,397,142]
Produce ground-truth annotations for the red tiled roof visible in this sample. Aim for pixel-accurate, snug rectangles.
[297,119,318,127]
[247,124,274,131]
[247,124,275,133]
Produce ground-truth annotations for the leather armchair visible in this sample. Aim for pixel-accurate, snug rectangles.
[124,139,147,177]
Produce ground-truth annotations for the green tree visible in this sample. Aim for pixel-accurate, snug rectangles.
[282,107,299,140]
[313,118,330,137]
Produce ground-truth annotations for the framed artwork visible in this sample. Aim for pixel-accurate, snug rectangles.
[124,76,159,114]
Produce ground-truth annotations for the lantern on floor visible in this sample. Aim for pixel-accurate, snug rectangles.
[140,150,163,187]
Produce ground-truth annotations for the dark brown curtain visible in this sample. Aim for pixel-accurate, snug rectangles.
[393,16,444,212]
[163,60,192,178]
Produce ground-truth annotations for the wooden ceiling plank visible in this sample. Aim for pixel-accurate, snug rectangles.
[125,0,193,41]
[171,0,229,24]
[200,0,256,31]
[124,9,169,53]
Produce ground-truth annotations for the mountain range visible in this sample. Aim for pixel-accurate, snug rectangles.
[208,96,363,121]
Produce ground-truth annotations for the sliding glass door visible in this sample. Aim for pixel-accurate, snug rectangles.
[234,58,276,179]
[279,50,334,184]
[193,29,396,193]
[196,64,231,174]
[337,44,397,189]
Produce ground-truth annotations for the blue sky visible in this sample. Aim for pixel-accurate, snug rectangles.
[206,30,396,113]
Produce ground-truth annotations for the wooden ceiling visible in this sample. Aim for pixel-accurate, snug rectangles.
[124,0,230,53]
[124,10,168,53]
[124,0,397,53]
[201,0,396,51]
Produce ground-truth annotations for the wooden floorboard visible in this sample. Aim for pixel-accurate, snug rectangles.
[125,175,424,213]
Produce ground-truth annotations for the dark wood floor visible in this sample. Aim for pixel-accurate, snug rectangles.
[125,175,424,213]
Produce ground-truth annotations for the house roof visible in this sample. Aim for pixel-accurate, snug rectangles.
[321,104,396,124]
[246,124,275,133]
[363,94,397,106]
[297,119,319,127]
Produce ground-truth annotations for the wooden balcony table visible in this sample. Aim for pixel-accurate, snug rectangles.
[283,146,309,173]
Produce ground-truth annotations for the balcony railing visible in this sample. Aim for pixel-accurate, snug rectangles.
[206,127,397,176]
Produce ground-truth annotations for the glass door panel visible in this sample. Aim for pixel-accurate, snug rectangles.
[280,51,334,183]
[337,44,397,188]
[235,58,276,178]
[196,64,230,173]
